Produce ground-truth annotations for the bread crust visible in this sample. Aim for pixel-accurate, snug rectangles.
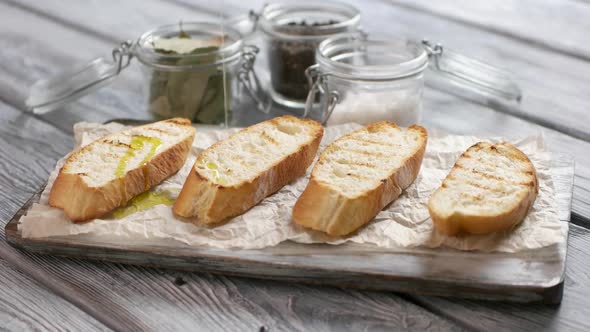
[173,116,323,224]
[293,123,427,237]
[428,142,539,236]
[49,118,195,222]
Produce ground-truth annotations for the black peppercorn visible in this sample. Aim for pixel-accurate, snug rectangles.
[268,20,340,102]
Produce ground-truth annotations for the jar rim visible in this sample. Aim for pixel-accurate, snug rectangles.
[134,22,243,71]
[316,34,429,81]
[259,1,360,40]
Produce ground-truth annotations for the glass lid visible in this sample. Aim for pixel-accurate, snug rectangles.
[134,22,243,70]
[258,1,361,39]
[315,33,522,102]
[316,34,429,81]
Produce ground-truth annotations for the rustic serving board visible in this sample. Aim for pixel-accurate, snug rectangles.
[5,151,574,304]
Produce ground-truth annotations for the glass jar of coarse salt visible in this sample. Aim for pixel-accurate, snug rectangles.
[304,34,522,126]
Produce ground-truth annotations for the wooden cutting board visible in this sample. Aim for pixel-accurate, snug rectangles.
[4,134,574,304]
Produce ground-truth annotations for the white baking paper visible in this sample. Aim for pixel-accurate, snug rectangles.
[18,122,564,252]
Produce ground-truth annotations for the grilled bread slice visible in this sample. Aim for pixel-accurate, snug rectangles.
[293,122,427,237]
[428,142,538,236]
[173,115,323,224]
[49,118,195,221]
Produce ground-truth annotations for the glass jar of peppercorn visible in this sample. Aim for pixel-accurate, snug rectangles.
[255,1,361,110]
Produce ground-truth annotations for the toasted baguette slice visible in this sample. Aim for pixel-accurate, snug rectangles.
[173,115,323,224]
[49,118,195,221]
[428,142,538,236]
[293,122,427,237]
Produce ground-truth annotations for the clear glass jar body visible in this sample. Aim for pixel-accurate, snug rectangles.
[140,60,240,125]
[317,73,424,127]
[306,35,428,126]
[135,22,250,126]
[258,2,360,108]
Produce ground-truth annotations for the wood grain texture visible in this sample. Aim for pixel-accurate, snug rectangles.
[379,0,590,142]
[0,242,463,332]
[4,0,221,43]
[0,101,72,223]
[0,259,110,332]
[0,0,589,331]
[0,1,146,133]
[389,0,590,61]
[405,224,590,332]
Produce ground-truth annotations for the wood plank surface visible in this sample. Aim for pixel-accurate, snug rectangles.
[0,242,464,331]
[373,0,590,142]
[4,0,222,43]
[405,224,590,332]
[0,1,146,133]
[1,0,590,331]
[0,258,110,332]
[389,0,590,61]
[0,101,72,222]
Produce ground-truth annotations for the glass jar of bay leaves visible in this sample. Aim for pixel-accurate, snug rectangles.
[25,22,268,124]
[135,22,268,126]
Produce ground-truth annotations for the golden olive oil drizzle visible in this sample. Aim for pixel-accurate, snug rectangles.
[112,191,175,219]
[115,135,162,178]
[203,161,228,185]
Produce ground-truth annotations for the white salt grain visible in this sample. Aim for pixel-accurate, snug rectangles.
[327,90,421,126]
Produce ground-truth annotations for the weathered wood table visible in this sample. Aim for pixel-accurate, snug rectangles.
[1,0,589,330]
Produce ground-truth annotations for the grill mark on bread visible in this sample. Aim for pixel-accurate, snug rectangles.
[49,117,195,221]
[103,140,131,149]
[143,128,167,134]
[455,164,532,185]
[487,143,529,162]
[292,122,426,236]
[460,166,505,182]
[428,141,538,236]
[327,157,377,169]
[344,173,369,180]
[165,118,190,126]
[348,137,392,147]
[463,151,523,173]
[459,192,485,201]
[446,175,520,194]
[174,115,323,222]
[260,131,278,145]
[344,147,389,158]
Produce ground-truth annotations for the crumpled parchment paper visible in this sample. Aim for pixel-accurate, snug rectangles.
[18,122,564,252]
